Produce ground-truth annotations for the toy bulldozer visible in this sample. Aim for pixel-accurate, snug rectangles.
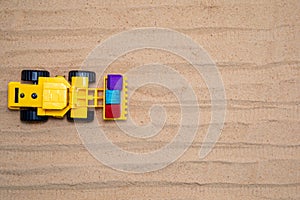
[8,70,127,122]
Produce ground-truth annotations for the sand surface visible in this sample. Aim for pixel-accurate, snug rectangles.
[0,0,299,199]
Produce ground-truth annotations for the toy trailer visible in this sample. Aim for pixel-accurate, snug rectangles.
[8,70,127,122]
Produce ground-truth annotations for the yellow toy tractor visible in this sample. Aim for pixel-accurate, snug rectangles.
[8,70,127,122]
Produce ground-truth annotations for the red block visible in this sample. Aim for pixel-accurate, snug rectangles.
[105,104,121,118]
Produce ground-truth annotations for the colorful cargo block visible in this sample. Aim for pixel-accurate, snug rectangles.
[105,90,121,104]
[107,74,123,90]
[105,104,121,118]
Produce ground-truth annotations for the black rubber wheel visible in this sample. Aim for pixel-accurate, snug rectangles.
[68,71,96,83]
[21,70,50,83]
[66,110,94,122]
[20,108,48,122]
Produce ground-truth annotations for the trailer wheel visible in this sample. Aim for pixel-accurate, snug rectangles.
[21,70,50,84]
[20,108,48,122]
[68,71,96,83]
[66,110,94,122]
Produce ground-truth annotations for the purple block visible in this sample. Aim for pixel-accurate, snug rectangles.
[107,74,123,90]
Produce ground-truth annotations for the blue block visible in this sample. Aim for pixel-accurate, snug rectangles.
[105,90,120,104]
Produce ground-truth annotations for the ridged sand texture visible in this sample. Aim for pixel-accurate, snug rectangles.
[0,0,299,199]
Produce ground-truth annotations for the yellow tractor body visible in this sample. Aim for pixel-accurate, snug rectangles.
[7,70,127,122]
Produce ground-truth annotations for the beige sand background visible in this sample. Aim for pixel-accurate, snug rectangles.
[0,0,299,199]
